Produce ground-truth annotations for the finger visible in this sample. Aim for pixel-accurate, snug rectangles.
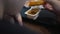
[16,13,23,26]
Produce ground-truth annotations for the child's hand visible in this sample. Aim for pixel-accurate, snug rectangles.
[44,3,53,11]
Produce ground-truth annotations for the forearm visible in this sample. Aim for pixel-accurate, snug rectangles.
[46,0,60,14]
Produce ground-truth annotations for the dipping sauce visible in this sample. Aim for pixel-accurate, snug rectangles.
[28,8,39,15]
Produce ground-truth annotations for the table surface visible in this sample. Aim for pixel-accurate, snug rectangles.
[21,6,57,34]
[21,6,56,26]
[24,21,51,34]
[21,7,50,34]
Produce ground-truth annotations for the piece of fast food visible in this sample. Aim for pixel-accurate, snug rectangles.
[24,0,45,7]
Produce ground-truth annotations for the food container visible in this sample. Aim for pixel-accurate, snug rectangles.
[25,7,41,20]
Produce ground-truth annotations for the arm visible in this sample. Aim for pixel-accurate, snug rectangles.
[45,0,60,22]
[8,0,25,25]
[45,0,60,15]
[4,0,26,25]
